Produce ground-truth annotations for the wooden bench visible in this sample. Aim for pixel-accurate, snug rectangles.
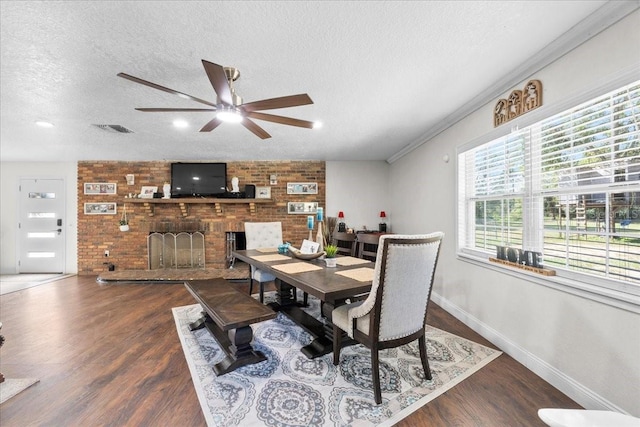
[184,278,276,375]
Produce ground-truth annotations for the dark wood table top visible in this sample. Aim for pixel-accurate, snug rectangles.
[185,279,276,330]
[232,250,374,302]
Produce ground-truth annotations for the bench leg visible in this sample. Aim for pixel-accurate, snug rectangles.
[212,326,267,376]
[190,312,267,376]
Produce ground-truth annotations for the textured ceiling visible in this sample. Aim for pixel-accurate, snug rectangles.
[0,1,625,163]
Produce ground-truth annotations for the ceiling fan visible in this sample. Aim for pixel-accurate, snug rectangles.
[117,59,314,139]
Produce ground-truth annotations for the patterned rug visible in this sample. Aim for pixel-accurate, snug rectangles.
[173,293,502,426]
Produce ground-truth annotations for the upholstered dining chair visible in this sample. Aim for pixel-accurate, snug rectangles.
[332,232,444,404]
[355,232,381,261]
[244,221,283,303]
[332,231,357,256]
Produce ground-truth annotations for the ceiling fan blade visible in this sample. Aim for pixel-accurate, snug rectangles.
[117,72,216,107]
[199,118,223,132]
[242,118,271,139]
[241,94,313,112]
[136,108,216,112]
[246,111,314,129]
[202,60,233,106]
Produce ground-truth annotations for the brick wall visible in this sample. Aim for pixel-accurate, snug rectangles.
[77,161,325,274]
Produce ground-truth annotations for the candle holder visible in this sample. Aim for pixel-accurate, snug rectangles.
[307,215,314,240]
[337,211,346,232]
[379,211,387,232]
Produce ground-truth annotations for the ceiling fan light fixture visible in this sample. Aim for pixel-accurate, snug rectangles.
[216,105,243,123]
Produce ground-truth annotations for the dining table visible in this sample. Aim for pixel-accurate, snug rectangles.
[231,248,375,359]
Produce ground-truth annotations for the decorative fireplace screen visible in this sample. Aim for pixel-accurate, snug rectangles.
[147,232,205,269]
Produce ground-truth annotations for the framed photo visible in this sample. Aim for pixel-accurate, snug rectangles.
[84,183,117,195]
[287,201,318,214]
[84,202,117,215]
[140,186,158,199]
[287,182,318,195]
[256,186,271,199]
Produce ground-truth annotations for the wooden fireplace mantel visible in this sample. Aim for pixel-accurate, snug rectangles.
[125,197,273,218]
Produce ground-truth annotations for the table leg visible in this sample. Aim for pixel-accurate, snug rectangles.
[268,283,358,359]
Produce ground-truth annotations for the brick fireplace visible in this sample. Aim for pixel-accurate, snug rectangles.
[77,160,325,275]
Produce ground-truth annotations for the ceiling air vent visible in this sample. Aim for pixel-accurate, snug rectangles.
[92,124,134,133]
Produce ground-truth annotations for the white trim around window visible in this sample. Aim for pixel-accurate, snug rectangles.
[456,67,640,313]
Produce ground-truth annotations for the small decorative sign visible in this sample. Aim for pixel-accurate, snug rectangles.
[140,186,158,199]
[256,186,271,199]
[494,80,542,127]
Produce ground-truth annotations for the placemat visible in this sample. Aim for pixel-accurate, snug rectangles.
[250,254,291,262]
[336,267,375,282]
[271,262,323,274]
[336,256,371,266]
[256,247,279,253]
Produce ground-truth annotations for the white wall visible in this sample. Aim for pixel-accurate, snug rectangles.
[0,162,78,274]
[326,161,390,231]
[389,10,640,415]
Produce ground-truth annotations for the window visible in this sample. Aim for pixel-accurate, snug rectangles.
[458,80,640,296]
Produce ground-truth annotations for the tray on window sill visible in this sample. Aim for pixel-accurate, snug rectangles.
[489,257,556,276]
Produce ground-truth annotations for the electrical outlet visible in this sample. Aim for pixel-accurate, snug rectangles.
[104,250,109,257]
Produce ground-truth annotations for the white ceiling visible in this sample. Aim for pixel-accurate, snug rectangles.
[0,1,630,163]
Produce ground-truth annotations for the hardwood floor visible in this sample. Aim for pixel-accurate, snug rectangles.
[0,274,581,426]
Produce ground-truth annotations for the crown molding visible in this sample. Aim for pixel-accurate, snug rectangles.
[387,0,640,164]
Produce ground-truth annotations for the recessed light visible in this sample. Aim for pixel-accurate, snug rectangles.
[173,119,189,128]
[313,121,323,129]
[35,121,54,128]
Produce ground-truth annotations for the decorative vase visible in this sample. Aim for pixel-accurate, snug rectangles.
[120,224,129,232]
[324,257,337,268]
[163,182,171,199]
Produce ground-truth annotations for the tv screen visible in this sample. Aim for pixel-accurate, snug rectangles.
[170,163,227,198]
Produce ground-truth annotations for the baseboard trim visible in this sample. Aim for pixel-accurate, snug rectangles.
[430,292,630,415]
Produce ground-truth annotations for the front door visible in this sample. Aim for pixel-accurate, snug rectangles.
[18,178,66,273]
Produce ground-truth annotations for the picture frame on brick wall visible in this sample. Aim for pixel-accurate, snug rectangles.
[140,186,158,199]
[287,182,318,194]
[84,182,117,195]
[288,202,318,214]
[256,186,271,199]
[84,202,117,215]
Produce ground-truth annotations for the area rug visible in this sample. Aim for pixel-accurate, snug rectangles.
[173,293,502,426]
[0,378,40,404]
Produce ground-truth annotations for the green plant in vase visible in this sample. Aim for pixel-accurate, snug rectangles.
[324,244,338,267]
[324,244,338,258]
[119,204,129,231]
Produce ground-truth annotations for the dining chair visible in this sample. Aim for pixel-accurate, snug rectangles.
[355,232,381,261]
[332,231,357,256]
[244,221,283,303]
[332,232,444,404]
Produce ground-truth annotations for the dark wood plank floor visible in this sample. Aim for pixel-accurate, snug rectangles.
[0,274,580,426]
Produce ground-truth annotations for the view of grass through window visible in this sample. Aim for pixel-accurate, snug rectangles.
[460,80,639,289]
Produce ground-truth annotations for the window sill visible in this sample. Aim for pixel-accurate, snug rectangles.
[457,252,640,314]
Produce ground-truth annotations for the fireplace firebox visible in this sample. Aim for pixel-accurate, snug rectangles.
[147,232,205,269]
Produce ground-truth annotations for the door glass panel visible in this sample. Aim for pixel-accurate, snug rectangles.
[28,232,56,238]
[27,252,55,258]
[28,212,56,218]
[28,192,56,199]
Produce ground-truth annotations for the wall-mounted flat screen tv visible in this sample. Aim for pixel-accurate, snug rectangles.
[170,162,227,198]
